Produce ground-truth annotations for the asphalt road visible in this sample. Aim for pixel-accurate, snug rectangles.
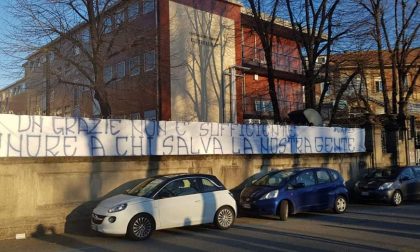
[1,203,419,252]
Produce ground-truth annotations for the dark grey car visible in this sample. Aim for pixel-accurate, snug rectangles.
[353,166,420,206]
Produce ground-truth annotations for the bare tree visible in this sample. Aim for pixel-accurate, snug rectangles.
[329,65,363,124]
[2,0,149,118]
[357,0,419,122]
[355,0,419,165]
[283,0,356,110]
[243,0,282,123]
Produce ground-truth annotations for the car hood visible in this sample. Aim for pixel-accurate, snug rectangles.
[241,185,278,201]
[357,178,394,190]
[96,194,152,209]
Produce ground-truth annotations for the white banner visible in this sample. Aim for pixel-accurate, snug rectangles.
[0,114,366,157]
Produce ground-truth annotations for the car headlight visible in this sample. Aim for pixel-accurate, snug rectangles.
[259,190,279,200]
[378,182,393,190]
[108,203,127,213]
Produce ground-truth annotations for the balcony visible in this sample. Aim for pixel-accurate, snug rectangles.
[242,45,302,75]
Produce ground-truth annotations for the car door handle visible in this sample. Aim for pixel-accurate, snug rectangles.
[194,200,201,203]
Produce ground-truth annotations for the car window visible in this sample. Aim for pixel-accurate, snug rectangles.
[201,178,220,193]
[126,177,166,198]
[316,170,331,184]
[330,170,340,181]
[254,170,297,187]
[368,169,399,179]
[413,167,420,178]
[295,171,316,187]
[156,178,200,199]
[400,168,415,180]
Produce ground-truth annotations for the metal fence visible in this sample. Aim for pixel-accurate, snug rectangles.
[242,45,302,74]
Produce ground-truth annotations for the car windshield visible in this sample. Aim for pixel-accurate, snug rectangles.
[367,169,399,179]
[126,177,166,198]
[254,170,297,187]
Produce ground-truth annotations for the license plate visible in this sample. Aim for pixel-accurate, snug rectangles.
[361,192,369,196]
[242,203,251,209]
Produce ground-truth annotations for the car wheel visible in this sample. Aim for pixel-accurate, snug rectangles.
[127,214,154,241]
[279,200,289,221]
[391,191,403,206]
[214,206,235,230]
[334,196,347,214]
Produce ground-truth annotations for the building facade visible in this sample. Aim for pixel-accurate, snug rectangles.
[0,0,304,123]
[316,50,419,122]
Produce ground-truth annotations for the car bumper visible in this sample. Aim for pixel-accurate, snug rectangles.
[355,189,395,203]
[91,207,131,235]
[239,199,278,216]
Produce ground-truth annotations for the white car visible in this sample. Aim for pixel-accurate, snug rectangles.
[91,174,237,240]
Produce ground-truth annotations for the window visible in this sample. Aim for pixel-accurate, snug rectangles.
[40,55,46,63]
[128,2,139,21]
[375,78,383,92]
[321,82,330,96]
[50,90,55,102]
[295,171,316,187]
[104,65,113,82]
[115,10,125,27]
[157,179,200,199]
[64,105,72,117]
[201,178,220,193]
[317,57,326,64]
[104,17,112,33]
[144,110,157,120]
[116,61,126,79]
[413,167,420,178]
[381,130,387,153]
[129,56,140,76]
[81,28,90,45]
[316,170,331,184]
[330,170,340,181]
[143,0,155,14]
[255,170,297,187]
[255,100,273,113]
[144,50,156,71]
[131,112,141,120]
[30,61,36,72]
[73,46,80,56]
[49,51,55,62]
[403,74,409,90]
[400,168,415,180]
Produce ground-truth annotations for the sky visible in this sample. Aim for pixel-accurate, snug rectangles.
[0,0,20,89]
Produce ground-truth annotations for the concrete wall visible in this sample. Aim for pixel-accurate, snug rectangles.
[0,153,371,240]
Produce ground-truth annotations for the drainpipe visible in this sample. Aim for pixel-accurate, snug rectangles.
[224,66,250,123]
[230,67,237,123]
[155,0,160,120]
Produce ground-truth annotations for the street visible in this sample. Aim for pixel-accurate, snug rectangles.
[1,203,419,252]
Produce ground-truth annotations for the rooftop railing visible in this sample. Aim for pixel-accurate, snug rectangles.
[242,45,302,74]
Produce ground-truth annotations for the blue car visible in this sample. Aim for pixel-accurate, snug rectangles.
[239,168,349,220]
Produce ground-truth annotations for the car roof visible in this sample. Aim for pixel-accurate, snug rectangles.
[269,167,332,173]
[152,173,218,181]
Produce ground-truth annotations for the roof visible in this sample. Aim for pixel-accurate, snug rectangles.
[241,8,293,29]
[330,48,420,68]
[0,79,25,92]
